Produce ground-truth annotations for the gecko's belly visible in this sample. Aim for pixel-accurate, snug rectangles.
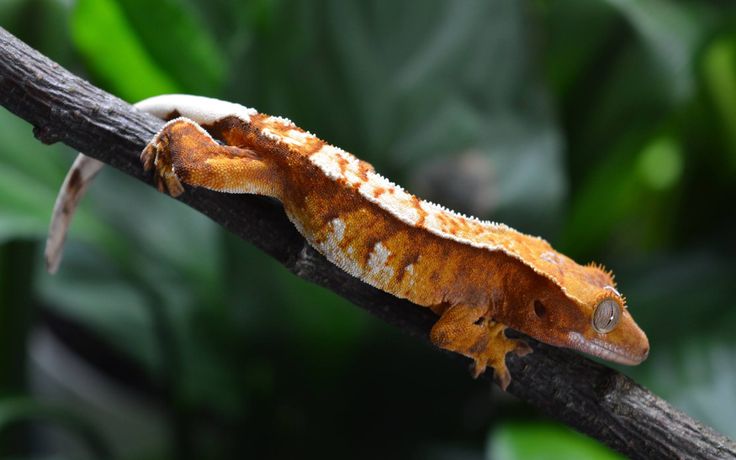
[284,206,415,299]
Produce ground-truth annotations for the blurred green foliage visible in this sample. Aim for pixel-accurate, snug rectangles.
[0,0,735,458]
[487,421,622,460]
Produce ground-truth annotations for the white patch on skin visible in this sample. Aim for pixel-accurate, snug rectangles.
[310,145,344,180]
[421,208,444,232]
[265,115,294,127]
[136,94,257,124]
[404,263,416,289]
[330,218,346,242]
[289,214,363,285]
[259,126,316,147]
[367,241,390,272]
[540,251,561,265]
[604,285,622,297]
[261,128,282,142]
[366,241,394,285]
[358,173,421,225]
[153,116,215,142]
[281,129,314,146]
[313,145,371,186]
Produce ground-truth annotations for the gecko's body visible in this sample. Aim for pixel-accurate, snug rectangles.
[48,95,649,389]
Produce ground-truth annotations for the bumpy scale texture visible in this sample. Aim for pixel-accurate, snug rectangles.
[60,95,650,390]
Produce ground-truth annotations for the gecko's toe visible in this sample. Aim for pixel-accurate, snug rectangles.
[468,354,512,391]
[495,366,512,391]
[141,132,185,197]
[163,169,185,197]
[155,175,166,193]
[513,340,533,357]
[141,144,156,172]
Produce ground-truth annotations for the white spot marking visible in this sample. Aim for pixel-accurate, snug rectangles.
[367,241,394,284]
[283,129,313,146]
[541,251,561,265]
[310,145,343,180]
[266,115,295,127]
[136,94,257,124]
[330,218,346,242]
[261,128,282,142]
[358,173,421,225]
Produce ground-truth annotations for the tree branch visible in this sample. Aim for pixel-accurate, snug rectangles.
[0,27,733,460]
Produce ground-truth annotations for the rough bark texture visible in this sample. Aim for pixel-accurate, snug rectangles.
[0,27,734,460]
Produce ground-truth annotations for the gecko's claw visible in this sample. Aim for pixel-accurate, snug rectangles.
[141,130,185,197]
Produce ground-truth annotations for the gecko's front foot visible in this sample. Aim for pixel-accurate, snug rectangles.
[141,121,186,197]
[430,304,532,390]
[468,321,531,390]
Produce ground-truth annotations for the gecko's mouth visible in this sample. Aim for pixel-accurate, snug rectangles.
[566,332,648,365]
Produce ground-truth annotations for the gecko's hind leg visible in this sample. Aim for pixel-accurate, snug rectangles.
[141,117,280,198]
[430,303,531,390]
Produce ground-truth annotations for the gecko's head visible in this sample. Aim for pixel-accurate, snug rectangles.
[501,263,649,366]
[562,287,649,365]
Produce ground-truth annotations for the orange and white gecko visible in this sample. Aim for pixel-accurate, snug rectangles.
[46,95,649,389]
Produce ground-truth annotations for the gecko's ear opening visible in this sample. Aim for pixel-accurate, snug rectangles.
[592,298,621,333]
[533,300,547,318]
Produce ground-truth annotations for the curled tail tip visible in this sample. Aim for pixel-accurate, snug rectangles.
[45,252,61,275]
[44,235,62,274]
[45,154,103,275]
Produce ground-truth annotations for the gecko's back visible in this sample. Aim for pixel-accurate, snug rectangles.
[50,95,649,389]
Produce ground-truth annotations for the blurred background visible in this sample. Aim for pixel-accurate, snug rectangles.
[0,0,735,458]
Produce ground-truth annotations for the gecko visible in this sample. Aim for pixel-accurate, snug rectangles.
[46,94,649,390]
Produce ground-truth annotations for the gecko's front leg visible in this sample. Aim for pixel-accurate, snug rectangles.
[141,118,281,199]
[430,303,531,390]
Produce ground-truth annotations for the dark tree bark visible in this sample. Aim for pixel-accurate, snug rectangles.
[0,27,734,460]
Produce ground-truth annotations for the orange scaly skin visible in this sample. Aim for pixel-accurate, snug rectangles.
[128,95,650,389]
[44,95,646,389]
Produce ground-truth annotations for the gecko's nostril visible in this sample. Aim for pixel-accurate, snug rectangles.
[533,300,547,318]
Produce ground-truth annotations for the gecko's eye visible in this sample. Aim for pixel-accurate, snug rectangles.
[592,298,620,333]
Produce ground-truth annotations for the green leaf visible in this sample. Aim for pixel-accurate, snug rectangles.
[636,134,683,191]
[603,0,705,101]
[0,108,98,244]
[71,0,180,100]
[701,32,736,165]
[487,421,623,460]
[561,130,684,256]
[115,0,227,94]
[538,0,619,98]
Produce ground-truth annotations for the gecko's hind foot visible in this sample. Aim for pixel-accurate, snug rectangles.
[141,125,185,197]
